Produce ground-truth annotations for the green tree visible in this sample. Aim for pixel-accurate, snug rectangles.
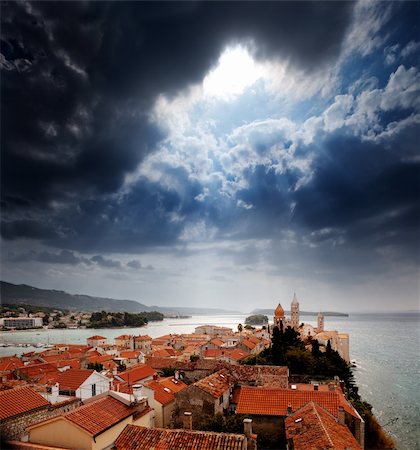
[311,339,320,356]
[237,323,243,333]
[326,339,332,355]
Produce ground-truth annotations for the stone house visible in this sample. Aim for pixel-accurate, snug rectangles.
[285,402,362,450]
[115,334,132,349]
[25,393,153,450]
[174,369,234,427]
[236,386,364,449]
[86,335,107,348]
[0,385,80,441]
[133,335,152,354]
[142,377,188,427]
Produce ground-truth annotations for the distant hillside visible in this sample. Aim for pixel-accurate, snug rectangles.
[250,308,349,317]
[0,281,241,315]
[0,281,152,313]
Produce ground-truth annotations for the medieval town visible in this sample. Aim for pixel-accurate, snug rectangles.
[0,295,368,450]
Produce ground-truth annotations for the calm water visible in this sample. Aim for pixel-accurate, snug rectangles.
[1,313,419,449]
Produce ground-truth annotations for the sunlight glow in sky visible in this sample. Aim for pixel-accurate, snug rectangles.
[203,46,265,99]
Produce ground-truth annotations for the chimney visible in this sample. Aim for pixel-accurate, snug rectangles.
[339,380,345,392]
[174,370,180,380]
[287,404,293,415]
[338,406,345,425]
[243,418,252,438]
[132,384,143,402]
[183,411,192,430]
[50,383,59,403]
[153,374,158,381]
[328,382,335,392]
[313,383,319,391]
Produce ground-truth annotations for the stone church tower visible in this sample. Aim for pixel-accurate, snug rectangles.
[274,303,286,329]
[317,312,324,331]
[291,293,300,329]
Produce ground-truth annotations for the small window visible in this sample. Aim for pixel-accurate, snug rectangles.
[92,383,96,396]
[219,395,224,405]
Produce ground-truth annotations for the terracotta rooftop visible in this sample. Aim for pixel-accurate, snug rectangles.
[134,335,152,341]
[226,349,249,361]
[87,335,107,340]
[115,334,131,340]
[0,385,50,420]
[120,351,141,359]
[285,402,362,450]
[195,369,233,398]
[56,369,94,391]
[144,380,174,405]
[117,363,156,383]
[159,377,187,394]
[115,424,247,450]
[27,396,144,437]
[16,363,60,384]
[204,348,225,358]
[237,387,340,417]
[0,356,24,372]
[240,339,256,350]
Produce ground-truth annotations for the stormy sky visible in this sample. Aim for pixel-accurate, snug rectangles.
[1,1,419,312]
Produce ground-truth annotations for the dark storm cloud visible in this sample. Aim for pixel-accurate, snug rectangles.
[1,1,354,248]
[7,249,90,265]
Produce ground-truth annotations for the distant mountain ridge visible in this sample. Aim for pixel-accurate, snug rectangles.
[250,308,349,317]
[0,281,240,315]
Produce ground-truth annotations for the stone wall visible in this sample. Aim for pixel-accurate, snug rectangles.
[0,398,81,441]
[174,385,216,427]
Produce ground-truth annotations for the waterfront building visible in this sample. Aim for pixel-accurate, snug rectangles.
[86,335,107,348]
[0,317,43,329]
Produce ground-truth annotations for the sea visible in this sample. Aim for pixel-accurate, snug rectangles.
[1,312,419,450]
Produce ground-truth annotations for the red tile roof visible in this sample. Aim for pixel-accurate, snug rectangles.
[226,349,249,361]
[56,369,94,391]
[87,335,106,340]
[144,380,174,405]
[134,335,152,341]
[120,351,141,359]
[159,377,187,394]
[115,425,247,450]
[237,387,340,417]
[285,402,362,450]
[0,356,24,372]
[16,363,60,384]
[87,354,114,364]
[241,339,256,350]
[204,349,225,358]
[195,369,233,398]
[27,396,144,437]
[115,334,131,340]
[0,385,50,420]
[118,363,156,383]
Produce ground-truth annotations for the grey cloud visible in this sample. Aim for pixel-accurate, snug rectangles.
[90,255,121,268]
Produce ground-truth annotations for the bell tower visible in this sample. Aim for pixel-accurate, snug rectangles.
[291,293,300,329]
[317,312,324,331]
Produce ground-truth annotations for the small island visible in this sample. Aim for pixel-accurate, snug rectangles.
[88,310,164,328]
[245,314,269,325]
